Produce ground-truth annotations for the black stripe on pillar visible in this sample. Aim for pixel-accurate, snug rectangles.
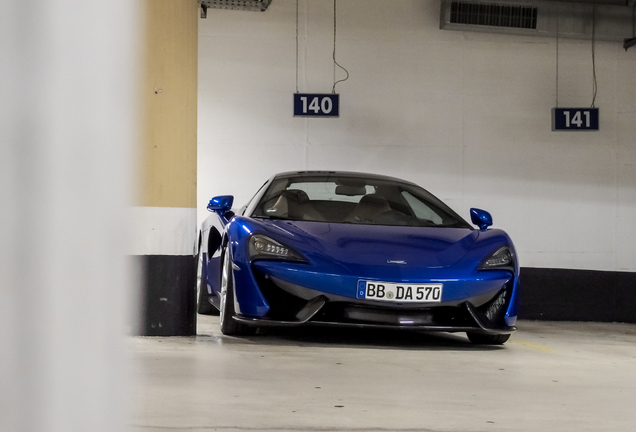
[518,267,636,323]
[133,255,197,336]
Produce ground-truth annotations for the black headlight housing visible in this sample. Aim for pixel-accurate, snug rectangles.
[248,234,307,263]
[477,246,514,272]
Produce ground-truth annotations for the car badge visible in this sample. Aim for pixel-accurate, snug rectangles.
[387,260,407,264]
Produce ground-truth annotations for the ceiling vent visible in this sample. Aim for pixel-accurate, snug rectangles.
[200,0,272,14]
[441,0,634,42]
[450,1,538,29]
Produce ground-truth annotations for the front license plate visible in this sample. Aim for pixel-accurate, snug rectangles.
[357,281,443,303]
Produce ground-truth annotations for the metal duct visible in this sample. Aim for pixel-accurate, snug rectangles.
[200,0,272,13]
[450,2,538,29]
[557,0,631,5]
[441,0,636,42]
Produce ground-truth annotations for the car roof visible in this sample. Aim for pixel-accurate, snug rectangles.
[274,170,417,185]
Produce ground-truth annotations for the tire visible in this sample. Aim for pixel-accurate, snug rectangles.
[219,248,257,336]
[196,246,217,315]
[467,332,510,345]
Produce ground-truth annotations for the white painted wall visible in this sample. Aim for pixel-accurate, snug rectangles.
[198,0,636,272]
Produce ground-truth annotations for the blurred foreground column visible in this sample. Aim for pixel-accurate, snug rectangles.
[132,0,199,336]
[0,1,139,431]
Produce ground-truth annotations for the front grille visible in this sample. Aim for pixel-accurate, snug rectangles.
[450,2,538,30]
[316,303,475,328]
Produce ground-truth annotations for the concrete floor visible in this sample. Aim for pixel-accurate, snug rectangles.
[129,316,636,432]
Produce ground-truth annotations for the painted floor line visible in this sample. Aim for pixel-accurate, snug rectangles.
[510,339,554,352]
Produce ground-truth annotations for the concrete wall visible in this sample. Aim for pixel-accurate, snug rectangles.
[140,0,198,210]
[133,0,199,336]
[198,0,636,273]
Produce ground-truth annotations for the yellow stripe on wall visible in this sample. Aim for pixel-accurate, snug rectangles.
[139,0,198,208]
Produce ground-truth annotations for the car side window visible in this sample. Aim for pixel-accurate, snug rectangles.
[401,191,443,224]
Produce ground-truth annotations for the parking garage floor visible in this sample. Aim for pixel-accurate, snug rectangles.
[128,316,636,432]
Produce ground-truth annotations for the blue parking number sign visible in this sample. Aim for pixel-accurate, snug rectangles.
[294,93,339,117]
[552,108,599,131]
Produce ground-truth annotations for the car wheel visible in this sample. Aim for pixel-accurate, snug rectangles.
[196,246,217,315]
[219,247,257,336]
[466,332,510,345]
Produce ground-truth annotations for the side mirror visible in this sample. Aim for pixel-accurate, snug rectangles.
[207,195,234,213]
[470,208,493,231]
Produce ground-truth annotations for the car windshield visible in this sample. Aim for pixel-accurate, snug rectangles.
[250,175,472,228]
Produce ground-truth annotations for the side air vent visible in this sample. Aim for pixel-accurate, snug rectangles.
[450,1,538,29]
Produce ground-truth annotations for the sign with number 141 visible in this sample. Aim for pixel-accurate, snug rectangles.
[552,108,599,131]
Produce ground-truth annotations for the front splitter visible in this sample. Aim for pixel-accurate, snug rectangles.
[233,300,516,335]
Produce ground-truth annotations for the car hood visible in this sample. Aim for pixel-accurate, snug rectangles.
[258,220,479,269]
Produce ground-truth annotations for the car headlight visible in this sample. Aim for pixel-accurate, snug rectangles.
[478,246,514,272]
[248,234,306,262]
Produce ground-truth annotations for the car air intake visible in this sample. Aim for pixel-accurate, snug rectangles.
[450,1,538,29]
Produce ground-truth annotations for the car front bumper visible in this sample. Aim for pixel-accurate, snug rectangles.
[233,268,517,335]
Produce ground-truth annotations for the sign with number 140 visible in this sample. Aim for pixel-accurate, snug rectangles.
[294,93,339,117]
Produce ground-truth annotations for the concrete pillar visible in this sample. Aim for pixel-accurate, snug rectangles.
[0,1,138,431]
[132,0,199,336]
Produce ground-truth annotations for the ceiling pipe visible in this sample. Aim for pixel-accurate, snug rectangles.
[556,0,633,5]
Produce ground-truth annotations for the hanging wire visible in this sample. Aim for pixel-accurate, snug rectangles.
[295,0,299,93]
[590,3,598,108]
[331,0,349,94]
[555,9,559,108]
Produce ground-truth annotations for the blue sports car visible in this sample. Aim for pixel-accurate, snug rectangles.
[197,171,519,344]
